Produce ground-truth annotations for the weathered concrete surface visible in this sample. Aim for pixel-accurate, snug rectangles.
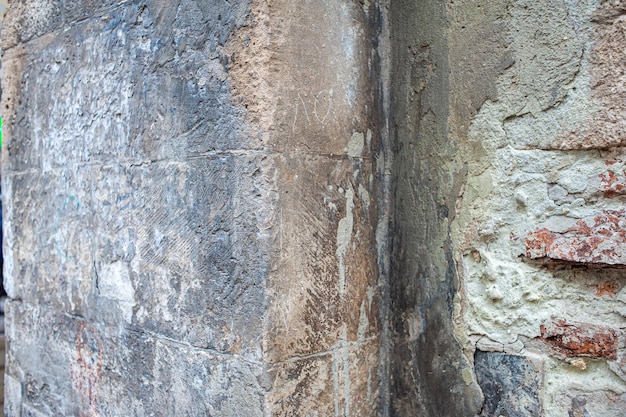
[452,0,626,416]
[2,0,386,415]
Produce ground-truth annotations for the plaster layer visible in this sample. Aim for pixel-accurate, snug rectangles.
[451,1,626,415]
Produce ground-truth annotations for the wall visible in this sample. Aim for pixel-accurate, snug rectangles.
[3,0,626,416]
[389,0,626,416]
[388,0,483,415]
[450,0,626,416]
[1,0,386,415]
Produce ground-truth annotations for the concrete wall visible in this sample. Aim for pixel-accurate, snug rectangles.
[2,0,625,416]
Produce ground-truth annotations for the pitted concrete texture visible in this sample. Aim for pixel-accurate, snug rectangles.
[452,0,626,416]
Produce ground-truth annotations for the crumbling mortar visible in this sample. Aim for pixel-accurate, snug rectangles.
[3,149,377,177]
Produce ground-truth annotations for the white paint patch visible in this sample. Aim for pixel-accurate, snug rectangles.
[358,184,370,211]
[336,186,355,296]
[357,300,369,341]
[332,349,340,417]
[99,261,135,322]
[341,324,351,417]
[346,131,364,158]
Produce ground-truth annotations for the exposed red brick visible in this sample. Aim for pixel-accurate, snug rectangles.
[524,228,557,259]
[540,320,618,360]
[525,210,626,265]
[596,280,620,297]
[598,170,626,198]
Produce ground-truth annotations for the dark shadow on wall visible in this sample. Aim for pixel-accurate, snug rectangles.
[388,1,482,415]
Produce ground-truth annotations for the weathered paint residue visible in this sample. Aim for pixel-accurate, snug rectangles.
[336,185,354,296]
[347,131,365,159]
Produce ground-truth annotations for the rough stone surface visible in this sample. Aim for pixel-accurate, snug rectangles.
[2,0,385,415]
[453,0,626,416]
[474,350,541,417]
[4,0,626,416]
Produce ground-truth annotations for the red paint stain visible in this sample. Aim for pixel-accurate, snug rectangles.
[599,170,626,198]
[70,322,103,417]
[524,228,557,259]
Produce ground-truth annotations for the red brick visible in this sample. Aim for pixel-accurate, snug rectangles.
[525,210,626,266]
[598,170,626,198]
[539,320,618,360]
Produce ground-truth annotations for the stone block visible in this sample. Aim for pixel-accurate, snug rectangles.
[1,0,377,175]
[266,154,379,361]
[1,1,254,174]
[474,350,541,417]
[6,300,266,416]
[4,154,272,359]
[1,0,250,51]
[223,0,377,156]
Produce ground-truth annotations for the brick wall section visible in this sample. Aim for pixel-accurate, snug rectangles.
[452,0,626,416]
[540,320,618,360]
[525,210,626,265]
